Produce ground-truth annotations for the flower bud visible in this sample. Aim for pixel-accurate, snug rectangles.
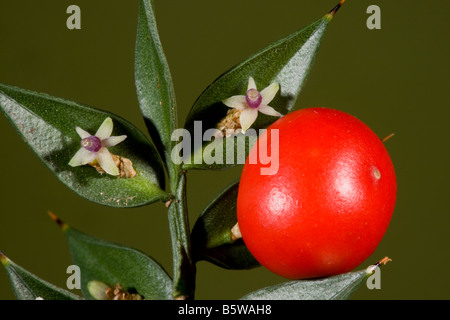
[87,280,111,300]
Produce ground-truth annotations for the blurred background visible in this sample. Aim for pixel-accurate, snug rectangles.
[0,0,448,299]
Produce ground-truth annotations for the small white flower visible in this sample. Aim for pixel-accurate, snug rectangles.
[68,117,127,176]
[222,77,282,133]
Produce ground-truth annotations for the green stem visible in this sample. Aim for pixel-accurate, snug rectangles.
[167,168,195,299]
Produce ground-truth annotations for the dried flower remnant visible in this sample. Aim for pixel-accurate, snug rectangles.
[68,117,131,177]
[88,280,144,300]
[220,77,282,135]
[216,108,242,138]
[89,154,137,178]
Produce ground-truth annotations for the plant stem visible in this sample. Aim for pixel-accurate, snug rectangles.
[167,169,195,299]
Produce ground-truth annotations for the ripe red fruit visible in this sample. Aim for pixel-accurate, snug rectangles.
[237,107,396,279]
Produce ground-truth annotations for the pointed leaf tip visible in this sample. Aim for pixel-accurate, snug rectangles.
[326,0,346,20]
[366,256,392,274]
[47,211,68,231]
[0,250,9,266]
[1,253,81,300]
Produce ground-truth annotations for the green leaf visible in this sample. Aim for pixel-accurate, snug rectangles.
[0,83,170,208]
[181,131,259,171]
[0,251,81,300]
[241,269,370,300]
[183,6,339,170]
[191,180,259,270]
[54,217,172,300]
[135,0,178,180]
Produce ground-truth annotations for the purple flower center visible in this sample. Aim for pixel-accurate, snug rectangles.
[246,88,262,109]
[81,136,102,152]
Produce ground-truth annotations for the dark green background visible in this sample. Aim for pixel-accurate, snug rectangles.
[0,0,448,300]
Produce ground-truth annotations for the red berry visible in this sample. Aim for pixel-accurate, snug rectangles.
[237,107,396,279]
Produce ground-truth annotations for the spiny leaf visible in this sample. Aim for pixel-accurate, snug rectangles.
[0,83,170,208]
[135,0,178,181]
[241,256,391,300]
[0,251,81,300]
[191,181,259,269]
[183,2,344,170]
[49,212,173,300]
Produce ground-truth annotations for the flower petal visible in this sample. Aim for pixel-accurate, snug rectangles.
[96,148,119,176]
[102,135,127,148]
[260,83,280,105]
[258,104,282,117]
[222,95,247,110]
[75,127,91,139]
[95,117,114,140]
[239,108,259,133]
[247,77,257,91]
[68,148,96,167]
